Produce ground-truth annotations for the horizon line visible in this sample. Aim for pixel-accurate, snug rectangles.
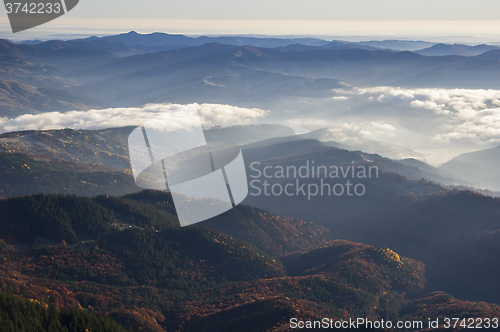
[2,19,500,43]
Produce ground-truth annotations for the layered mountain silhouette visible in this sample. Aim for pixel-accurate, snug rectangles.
[440,146,500,191]
[415,43,499,56]
[2,124,497,303]
[2,191,499,331]
[0,125,474,199]
[1,31,499,331]
[2,34,500,117]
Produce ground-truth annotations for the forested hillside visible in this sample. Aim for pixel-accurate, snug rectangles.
[1,191,499,331]
[0,290,128,332]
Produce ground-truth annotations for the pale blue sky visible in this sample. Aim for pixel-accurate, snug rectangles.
[69,0,500,20]
[1,0,500,41]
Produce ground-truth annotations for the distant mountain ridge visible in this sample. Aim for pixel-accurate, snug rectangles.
[415,43,499,56]
[24,32,499,57]
[90,31,332,48]
[3,36,500,117]
[0,125,474,199]
[21,33,443,53]
[440,145,500,191]
[354,40,435,51]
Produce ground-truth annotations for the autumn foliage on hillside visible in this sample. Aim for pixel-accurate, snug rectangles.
[0,192,499,331]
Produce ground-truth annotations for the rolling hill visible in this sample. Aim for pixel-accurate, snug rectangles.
[1,195,497,331]
[86,31,332,48]
[0,152,137,198]
[339,190,500,304]
[415,43,499,56]
[440,145,500,191]
[0,125,295,172]
[0,191,437,331]
[2,35,500,118]
[0,290,128,332]
[0,79,99,115]
[123,190,333,257]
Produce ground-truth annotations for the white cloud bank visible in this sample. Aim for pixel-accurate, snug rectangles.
[285,118,397,142]
[0,103,269,134]
[350,87,500,116]
[1,90,499,166]
[276,87,500,165]
[332,87,500,145]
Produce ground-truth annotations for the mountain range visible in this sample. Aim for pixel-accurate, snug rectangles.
[1,124,499,304]
[2,190,500,331]
[440,145,500,191]
[415,43,499,56]
[0,125,474,198]
[1,30,500,331]
[22,31,433,52]
[2,32,500,117]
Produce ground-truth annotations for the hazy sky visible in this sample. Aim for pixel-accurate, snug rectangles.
[1,0,500,41]
[60,0,500,20]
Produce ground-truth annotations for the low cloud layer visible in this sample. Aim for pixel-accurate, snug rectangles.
[278,87,500,164]
[0,103,269,134]
[351,86,500,116]
[345,87,500,145]
[1,91,499,166]
[285,119,397,143]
